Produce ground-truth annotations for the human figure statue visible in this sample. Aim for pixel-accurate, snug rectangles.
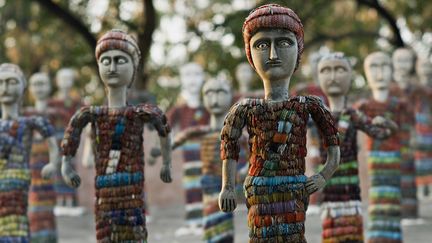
[414,57,432,199]
[0,63,59,242]
[50,68,82,209]
[218,4,341,242]
[356,51,410,243]
[318,52,397,243]
[164,62,210,234]
[25,72,62,242]
[391,47,418,219]
[59,30,172,242]
[162,78,239,242]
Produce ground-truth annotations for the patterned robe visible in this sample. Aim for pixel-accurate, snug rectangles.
[61,104,170,242]
[0,116,54,242]
[221,96,339,243]
[357,97,408,243]
[320,108,394,243]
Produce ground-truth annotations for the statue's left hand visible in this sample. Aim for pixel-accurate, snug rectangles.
[41,163,58,179]
[160,164,172,183]
[306,173,326,195]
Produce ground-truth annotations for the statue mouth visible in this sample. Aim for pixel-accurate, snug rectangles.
[266,60,282,66]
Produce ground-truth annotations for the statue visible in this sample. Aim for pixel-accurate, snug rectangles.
[59,30,172,242]
[356,51,409,243]
[391,47,418,219]
[234,62,263,99]
[218,4,341,242]
[414,57,432,199]
[50,68,82,209]
[318,52,397,243]
[0,63,59,242]
[165,61,210,233]
[25,72,61,242]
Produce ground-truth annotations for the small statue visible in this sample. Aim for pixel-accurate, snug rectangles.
[0,63,60,242]
[218,4,341,242]
[50,68,82,208]
[165,62,210,232]
[25,72,62,242]
[60,30,172,242]
[391,47,418,218]
[356,51,409,243]
[317,52,397,243]
[414,57,432,199]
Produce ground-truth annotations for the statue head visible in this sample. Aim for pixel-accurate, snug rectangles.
[0,63,26,105]
[179,62,205,95]
[56,68,75,92]
[416,57,432,86]
[235,62,254,90]
[29,72,51,101]
[392,47,416,85]
[202,77,233,116]
[242,4,304,82]
[318,52,352,98]
[364,51,392,91]
[95,29,141,89]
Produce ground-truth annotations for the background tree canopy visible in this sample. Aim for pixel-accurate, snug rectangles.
[0,0,431,106]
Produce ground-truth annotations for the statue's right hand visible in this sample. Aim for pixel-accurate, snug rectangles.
[61,158,81,188]
[218,186,237,212]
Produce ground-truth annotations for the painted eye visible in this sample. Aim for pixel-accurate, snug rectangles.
[255,42,269,50]
[278,39,293,47]
[117,57,128,64]
[320,67,330,74]
[101,58,110,66]
[336,67,347,73]
[8,78,18,84]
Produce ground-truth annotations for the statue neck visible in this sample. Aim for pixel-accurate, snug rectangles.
[180,90,201,108]
[239,82,251,93]
[263,78,290,101]
[372,88,389,103]
[327,95,346,112]
[107,86,127,108]
[210,113,225,131]
[394,72,410,90]
[34,99,48,112]
[57,89,70,101]
[2,102,20,120]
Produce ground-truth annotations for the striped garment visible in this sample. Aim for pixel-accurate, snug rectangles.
[61,104,170,242]
[357,97,407,243]
[0,117,55,242]
[221,96,339,243]
[319,108,394,243]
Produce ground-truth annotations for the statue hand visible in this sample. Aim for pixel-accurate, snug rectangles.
[160,164,172,183]
[61,160,81,188]
[306,173,326,195]
[148,148,162,166]
[41,163,58,179]
[218,186,237,212]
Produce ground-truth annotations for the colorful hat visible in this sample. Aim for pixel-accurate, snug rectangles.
[242,4,304,71]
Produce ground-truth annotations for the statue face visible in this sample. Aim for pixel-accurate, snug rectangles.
[416,58,432,85]
[393,49,415,75]
[364,53,392,91]
[180,63,204,95]
[98,49,134,89]
[318,59,352,97]
[250,29,298,82]
[203,80,232,116]
[235,62,254,88]
[56,68,75,91]
[0,71,25,105]
[30,75,51,101]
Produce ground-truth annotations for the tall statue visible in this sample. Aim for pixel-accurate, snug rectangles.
[414,57,432,199]
[59,30,172,242]
[0,63,59,242]
[391,47,418,219]
[25,72,61,242]
[318,52,396,243]
[165,62,210,233]
[51,68,82,209]
[218,4,341,242]
[356,52,410,243]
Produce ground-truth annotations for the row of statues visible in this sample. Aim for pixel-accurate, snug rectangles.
[0,3,431,243]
